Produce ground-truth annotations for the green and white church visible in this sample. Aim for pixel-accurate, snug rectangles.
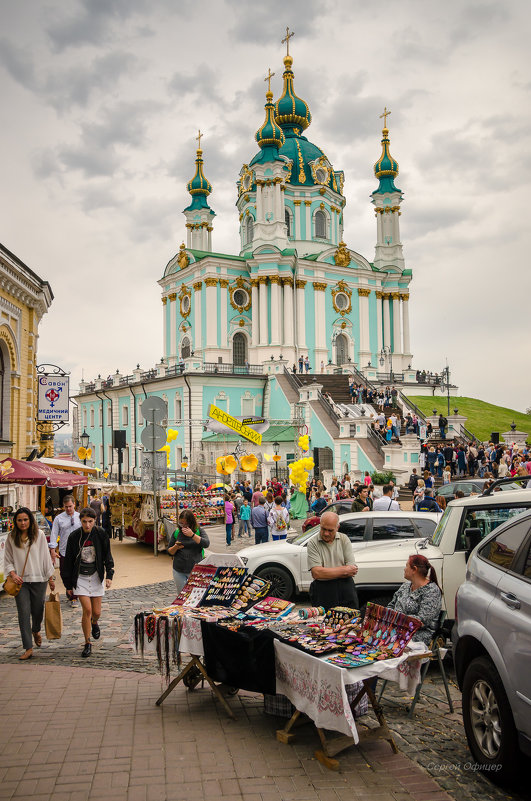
[75,44,428,485]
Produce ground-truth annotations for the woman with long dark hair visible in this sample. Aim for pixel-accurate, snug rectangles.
[4,508,55,660]
[387,554,442,646]
[167,509,210,594]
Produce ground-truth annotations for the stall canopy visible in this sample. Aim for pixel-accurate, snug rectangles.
[0,458,88,487]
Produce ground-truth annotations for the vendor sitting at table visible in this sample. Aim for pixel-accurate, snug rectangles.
[306,512,359,611]
[167,510,210,594]
[387,554,442,646]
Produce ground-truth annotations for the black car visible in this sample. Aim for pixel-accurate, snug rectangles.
[437,479,519,502]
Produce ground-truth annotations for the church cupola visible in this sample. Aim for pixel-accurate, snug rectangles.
[183,130,215,252]
[371,109,404,272]
[274,31,312,136]
[255,78,285,159]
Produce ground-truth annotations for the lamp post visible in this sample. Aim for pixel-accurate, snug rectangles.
[273,441,280,480]
[440,363,451,417]
[80,430,89,466]
[379,346,393,384]
[181,456,188,491]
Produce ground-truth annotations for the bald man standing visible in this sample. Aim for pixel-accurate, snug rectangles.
[306,511,359,611]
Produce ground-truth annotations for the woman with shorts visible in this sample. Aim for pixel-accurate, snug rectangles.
[62,507,114,658]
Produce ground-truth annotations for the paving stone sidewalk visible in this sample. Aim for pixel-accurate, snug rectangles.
[0,575,525,801]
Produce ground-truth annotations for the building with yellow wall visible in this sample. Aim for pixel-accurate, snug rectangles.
[0,242,53,461]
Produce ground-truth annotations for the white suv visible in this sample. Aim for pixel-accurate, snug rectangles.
[238,510,440,601]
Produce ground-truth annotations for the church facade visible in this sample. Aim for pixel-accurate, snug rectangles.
[75,43,421,483]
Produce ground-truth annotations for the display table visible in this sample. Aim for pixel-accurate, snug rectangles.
[273,639,429,769]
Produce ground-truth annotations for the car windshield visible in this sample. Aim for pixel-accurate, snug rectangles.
[288,526,320,545]
[431,506,453,546]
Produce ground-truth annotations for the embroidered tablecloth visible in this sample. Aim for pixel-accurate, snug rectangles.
[274,640,426,740]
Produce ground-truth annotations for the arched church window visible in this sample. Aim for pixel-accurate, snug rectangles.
[233,332,247,366]
[315,210,327,239]
[181,336,191,359]
[245,216,253,245]
[335,333,348,365]
[285,209,291,237]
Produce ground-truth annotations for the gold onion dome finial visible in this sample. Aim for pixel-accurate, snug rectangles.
[274,27,312,132]
[374,108,399,178]
[256,68,285,150]
[186,129,212,198]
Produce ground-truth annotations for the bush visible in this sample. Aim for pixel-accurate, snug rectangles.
[371,470,396,485]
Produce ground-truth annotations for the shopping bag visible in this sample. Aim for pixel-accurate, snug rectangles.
[44,592,62,639]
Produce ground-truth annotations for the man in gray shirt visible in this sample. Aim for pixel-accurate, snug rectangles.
[306,511,359,610]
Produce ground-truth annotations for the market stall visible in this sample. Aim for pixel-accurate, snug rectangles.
[132,567,429,766]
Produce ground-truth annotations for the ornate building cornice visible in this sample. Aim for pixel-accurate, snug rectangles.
[312,282,327,291]
[204,277,218,287]
[358,288,371,297]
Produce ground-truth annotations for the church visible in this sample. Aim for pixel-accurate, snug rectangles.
[75,36,425,485]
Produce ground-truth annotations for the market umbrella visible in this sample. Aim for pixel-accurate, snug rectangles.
[0,458,88,487]
[206,482,231,490]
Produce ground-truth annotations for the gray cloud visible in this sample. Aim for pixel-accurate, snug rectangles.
[0,37,37,88]
[43,51,138,112]
[226,0,328,44]
[46,0,150,51]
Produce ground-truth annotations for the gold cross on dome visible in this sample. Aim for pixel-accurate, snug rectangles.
[196,129,203,149]
[282,26,294,56]
[380,107,391,127]
[264,68,275,93]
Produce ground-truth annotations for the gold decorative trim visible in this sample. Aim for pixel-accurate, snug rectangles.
[332,281,352,316]
[391,292,401,300]
[162,297,167,305]
[358,288,371,297]
[333,241,351,267]
[269,275,281,285]
[309,156,331,186]
[205,277,218,287]
[319,187,326,195]
[293,200,301,206]
[193,281,202,291]
[312,282,327,291]
[375,291,384,299]
[168,293,177,302]
[304,200,312,207]
[295,279,307,289]
[250,279,259,288]
[239,319,245,327]
[229,276,252,312]
[280,277,293,287]
[258,276,268,285]
[177,243,189,270]
[399,293,409,301]
[341,321,347,329]
[219,279,229,288]
[179,285,192,319]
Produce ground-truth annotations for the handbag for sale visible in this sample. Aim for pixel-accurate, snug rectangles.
[44,592,62,639]
[2,541,32,597]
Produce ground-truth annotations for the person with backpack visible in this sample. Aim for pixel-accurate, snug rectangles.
[268,496,290,541]
[438,413,448,440]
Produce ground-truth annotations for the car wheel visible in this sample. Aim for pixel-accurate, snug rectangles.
[255,565,295,600]
[462,656,519,783]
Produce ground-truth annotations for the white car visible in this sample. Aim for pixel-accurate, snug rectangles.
[238,511,440,600]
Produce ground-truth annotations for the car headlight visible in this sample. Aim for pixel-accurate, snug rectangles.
[240,556,248,565]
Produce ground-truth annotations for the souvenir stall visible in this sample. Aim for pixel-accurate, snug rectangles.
[159,486,225,527]
[132,564,429,767]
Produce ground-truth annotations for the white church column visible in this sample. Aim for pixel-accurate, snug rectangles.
[259,276,268,345]
[193,282,202,351]
[205,278,218,350]
[375,291,383,357]
[251,279,259,348]
[270,275,281,345]
[219,279,228,349]
[376,209,383,244]
[305,200,312,238]
[256,183,264,221]
[392,292,402,354]
[169,293,177,362]
[383,293,391,348]
[313,282,327,361]
[296,279,307,349]
[274,180,282,220]
[282,277,294,347]
[162,297,168,357]
[401,293,411,355]
[294,201,301,237]
[207,225,212,251]
[186,224,192,248]
[358,288,371,363]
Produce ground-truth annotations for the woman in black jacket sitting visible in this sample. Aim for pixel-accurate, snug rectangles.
[62,507,114,659]
[167,509,210,594]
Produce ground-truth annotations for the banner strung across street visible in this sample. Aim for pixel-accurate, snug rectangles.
[208,404,262,445]
[37,375,69,422]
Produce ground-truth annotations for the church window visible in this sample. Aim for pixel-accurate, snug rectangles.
[315,167,327,184]
[107,406,112,427]
[233,332,247,366]
[241,396,254,417]
[245,216,253,244]
[315,210,327,239]
[181,295,190,314]
[335,292,348,311]
[181,336,191,359]
[175,395,182,421]
[233,289,248,308]
[335,333,348,365]
[82,408,87,429]
[285,209,292,237]
[90,408,95,428]
[122,405,129,427]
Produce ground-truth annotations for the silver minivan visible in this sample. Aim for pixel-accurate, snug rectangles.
[454,510,531,783]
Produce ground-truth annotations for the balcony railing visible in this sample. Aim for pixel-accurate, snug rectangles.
[202,363,264,375]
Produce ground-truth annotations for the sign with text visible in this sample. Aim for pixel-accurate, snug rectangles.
[208,404,262,445]
[37,375,69,422]
[141,451,167,492]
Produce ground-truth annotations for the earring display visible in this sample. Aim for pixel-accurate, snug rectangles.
[230,575,271,611]
[202,566,248,606]
[173,564,218,607]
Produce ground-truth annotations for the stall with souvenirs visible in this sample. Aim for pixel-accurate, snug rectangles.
[132,557,430,767]
[159,486,225,527]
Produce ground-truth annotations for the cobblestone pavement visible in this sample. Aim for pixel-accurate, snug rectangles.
[0,580,526,801]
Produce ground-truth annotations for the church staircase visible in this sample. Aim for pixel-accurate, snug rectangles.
[296,373,352,403]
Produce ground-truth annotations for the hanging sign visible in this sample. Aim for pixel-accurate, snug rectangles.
[208,404,262,445]
[37,375,70,422]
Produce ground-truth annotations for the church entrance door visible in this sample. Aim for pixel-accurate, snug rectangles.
[233,332,247,366]
[335,333,348,365]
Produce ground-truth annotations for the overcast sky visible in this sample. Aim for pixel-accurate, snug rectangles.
[1,0,529,414]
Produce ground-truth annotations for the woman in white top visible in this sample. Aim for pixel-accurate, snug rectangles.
[4,508,55,660]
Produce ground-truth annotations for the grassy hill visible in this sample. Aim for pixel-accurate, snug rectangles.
[404,396,530,443]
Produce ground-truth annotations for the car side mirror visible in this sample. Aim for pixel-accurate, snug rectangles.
[465,527,482,560]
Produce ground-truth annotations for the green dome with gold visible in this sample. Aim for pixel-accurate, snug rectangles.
[373,125,401,195]
[274,55,312,132]
[185,147,213,211]
[255,91,285,152]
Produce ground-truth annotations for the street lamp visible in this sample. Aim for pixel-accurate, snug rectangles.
[273,441,280,480]
[181,455,188,491]
[440,363,451,417]
[80,430,89,465]
[379,346,393,383]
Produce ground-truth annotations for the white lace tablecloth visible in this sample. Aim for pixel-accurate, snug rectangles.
[130,612,204,657]
[274,640,427,741]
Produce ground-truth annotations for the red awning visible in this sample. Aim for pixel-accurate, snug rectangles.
[0,458,88,487]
